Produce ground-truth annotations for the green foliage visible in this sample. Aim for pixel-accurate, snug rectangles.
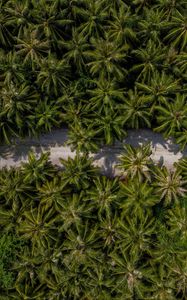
[0,233,24,289]
[107,5,137,46]
[136,71,180,112]
[21,150,55,185]
[118,143,152,181]
[59,153,98,189]
[87,77,125,114]
[0,0,187,296]
[152,165,187,206]
[165,10,187,51]
[0,149,186,298]
[120,89,151,129]
[0,0,186,148]
[84,37,127,80]
[119,178,159,215]
[155,94,187,138]
[131,39,166,83]
[92,111,126,145]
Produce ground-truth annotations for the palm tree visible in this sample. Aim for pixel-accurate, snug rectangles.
[55,192,92,231]
[17,206,60,255]
[0,167,34,207]
[109,247,149,298]
[41,271,66,299]
[77,0,108,39]
[58,78,86,101]
[119,89,151,129]
[62,221,101,268]
[92,111,126,145]
[36,55,70,97]
[131,40,166,83]
[60,153,98,190]
[174,52,187,80]
[149,224,185,297]
[137,8,165,44]
[28,98,62,134]
[118,143,153,181]
[0,82,39,136]
[58,83,89,127]
[85,176,119,219]
[0,50,25,85]
[0,8,14,48]
[154,93,187,139]
[15,28,49,70]
[152,166,187,206]
[21,151,55,185]
[136,71,181,112]
[61,0,86,22]
[32,3,72,45]
[148,270,176,300]
[166,203,187,240]
[61,28,89,72]
[84,263,112,299]
[37,176,69,210]
[13,248,47,299]
[155,0,187,20]
[84,37,127,80]
[0,112,19,144]
[45,261,88,299]
[175,157,187,179]
[4,0,32,39]
[36,246,63,281]
[164,10,187,51]
[107,5,137,47]
[168,258,187,298]
[67,121,99,153]
[132,0,154,12]
[87,77,125,114]
[117,213,156,255]
[101,0,127,11]
[175,129,187,150]
[0,205,24,233]
[98,214,120,251]
[119,178,159,216]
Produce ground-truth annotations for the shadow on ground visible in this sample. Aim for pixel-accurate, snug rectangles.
[0,128,69,162]
[93,129,187,176]
[0,128,187,174]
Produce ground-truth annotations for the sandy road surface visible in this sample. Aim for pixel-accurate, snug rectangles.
[0,128,186,176]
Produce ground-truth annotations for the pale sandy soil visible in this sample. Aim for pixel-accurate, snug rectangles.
[0,128,186,176]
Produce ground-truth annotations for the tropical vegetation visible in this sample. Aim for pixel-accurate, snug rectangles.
[1,0,187,299]
[0,0,186,149]
[0,147,187,298]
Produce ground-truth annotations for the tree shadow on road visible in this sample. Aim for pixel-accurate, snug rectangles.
[93,129,187,176]
[1,128,187,171]
[0,128,69,163]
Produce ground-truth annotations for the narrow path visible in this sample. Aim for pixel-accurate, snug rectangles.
[0,128,186,176]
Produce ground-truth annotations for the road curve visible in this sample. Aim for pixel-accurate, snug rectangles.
[0,128,186,176]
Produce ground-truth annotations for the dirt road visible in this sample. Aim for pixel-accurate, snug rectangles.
[0,128,186,176]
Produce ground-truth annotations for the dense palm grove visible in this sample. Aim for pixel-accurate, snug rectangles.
[0,145,187,299]
[0,0,186,149]
[0,0,187,299]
